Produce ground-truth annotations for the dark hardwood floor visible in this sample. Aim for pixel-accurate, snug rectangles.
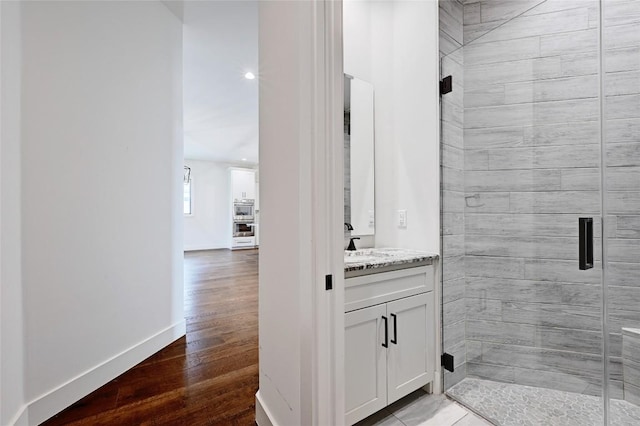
[42,249,259,426]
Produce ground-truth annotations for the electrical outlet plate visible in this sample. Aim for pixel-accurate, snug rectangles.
[398,210,407,228]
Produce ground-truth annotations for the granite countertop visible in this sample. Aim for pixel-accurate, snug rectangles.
[344,248,438,277]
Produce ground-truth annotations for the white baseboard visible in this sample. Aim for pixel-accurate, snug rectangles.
[8,404,29,426]
[184,244,229,251]
[255,390,277,426]
[25,320,186,425]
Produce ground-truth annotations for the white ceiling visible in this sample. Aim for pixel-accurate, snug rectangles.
[182,1,259,164]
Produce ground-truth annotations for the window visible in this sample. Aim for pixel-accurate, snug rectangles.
[183,180,192,215]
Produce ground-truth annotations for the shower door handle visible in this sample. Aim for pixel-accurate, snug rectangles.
[579,217,593,270]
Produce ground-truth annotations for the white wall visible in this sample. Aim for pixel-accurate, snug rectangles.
[257,1,303,422]
[184,160,232,251]
[343,0,373,82]
[19,2,184,423]
[0,2,27,424]
[343,0,440,254]
[386,0,440,253]
[257,1,321,424]
[257,0,346,423]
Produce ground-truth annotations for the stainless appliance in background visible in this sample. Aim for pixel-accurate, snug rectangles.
[233,221,255,237]
[233,199,255,222]
[232,199,256,249]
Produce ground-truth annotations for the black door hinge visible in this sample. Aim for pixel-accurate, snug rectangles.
[441,353,455,372]
[325,274,333,291]
[440,75,453,96]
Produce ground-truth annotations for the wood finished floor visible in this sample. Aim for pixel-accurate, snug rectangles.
[42,249,259,426]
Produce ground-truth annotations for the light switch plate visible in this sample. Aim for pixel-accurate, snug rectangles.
[368,210,375,227]
[398,210,407,228]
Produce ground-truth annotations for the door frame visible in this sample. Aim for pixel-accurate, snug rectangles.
[311,0,345,424]
[255,0,346,424]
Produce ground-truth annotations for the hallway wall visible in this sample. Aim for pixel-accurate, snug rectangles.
[0,1,26,424]
[18,2,184,423]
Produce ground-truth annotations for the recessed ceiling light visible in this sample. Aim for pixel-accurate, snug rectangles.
[244,72,255,80]
[242,158,247,161]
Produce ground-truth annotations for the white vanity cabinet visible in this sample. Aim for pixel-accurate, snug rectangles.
[345,266,436,426]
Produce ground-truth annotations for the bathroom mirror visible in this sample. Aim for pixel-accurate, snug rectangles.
[344,74,375,236]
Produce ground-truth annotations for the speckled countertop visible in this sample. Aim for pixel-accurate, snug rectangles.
[344,248,438,277]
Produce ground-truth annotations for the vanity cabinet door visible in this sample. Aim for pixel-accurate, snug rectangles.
[386,292,434,404]
[345,304,388,426]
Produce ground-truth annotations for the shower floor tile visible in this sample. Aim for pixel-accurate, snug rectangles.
[448,378,640,426]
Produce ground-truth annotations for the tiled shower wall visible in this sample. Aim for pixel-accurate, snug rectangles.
[439,0,466,388]
[452,0,640,399]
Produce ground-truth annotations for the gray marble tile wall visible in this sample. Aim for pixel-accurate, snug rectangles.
[604,0,640,404]
[440,0,467,389]
[462,0,610,396]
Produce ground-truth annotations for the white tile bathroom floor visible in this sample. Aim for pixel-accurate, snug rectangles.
[354,389,493,426]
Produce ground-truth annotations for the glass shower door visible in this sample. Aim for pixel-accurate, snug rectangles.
[603,1,640,424]
[439,0,609,423]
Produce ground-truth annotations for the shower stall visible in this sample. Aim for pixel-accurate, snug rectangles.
[439,0,640,424]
